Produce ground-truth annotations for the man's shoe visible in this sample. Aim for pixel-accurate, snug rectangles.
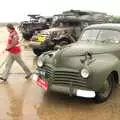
[25,73,32,79]
[0,77,7,81]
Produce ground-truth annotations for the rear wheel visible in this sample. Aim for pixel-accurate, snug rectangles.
[59,41,69,46]
[59,37,71,46]
[94,74,115,103]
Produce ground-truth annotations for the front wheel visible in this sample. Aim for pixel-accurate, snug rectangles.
[94,74,115,103]
[33,48,42,56]
[22,32,33,41]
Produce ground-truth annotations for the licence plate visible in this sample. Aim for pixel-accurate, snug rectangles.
[36,77,48,91]
[76,89,95,98]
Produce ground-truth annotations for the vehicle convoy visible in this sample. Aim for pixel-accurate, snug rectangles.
[30,10,112,56]
[19,14,52,40]
[30,14,82,56]
[33,24,120,103]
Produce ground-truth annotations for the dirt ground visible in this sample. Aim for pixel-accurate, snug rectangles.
[0,27,120,120]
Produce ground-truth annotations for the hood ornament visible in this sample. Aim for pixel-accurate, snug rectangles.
[84,51,93,60]
[80,51,95,65]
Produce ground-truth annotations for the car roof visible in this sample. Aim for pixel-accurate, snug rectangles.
[85,23,120,31]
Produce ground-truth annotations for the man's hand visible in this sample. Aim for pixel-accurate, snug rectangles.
[5,48,10,51]
[0,49,6,56]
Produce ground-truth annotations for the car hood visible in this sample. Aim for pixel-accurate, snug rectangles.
[60,41,120,57]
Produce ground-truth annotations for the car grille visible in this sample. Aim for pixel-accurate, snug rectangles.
[43,65,87,88]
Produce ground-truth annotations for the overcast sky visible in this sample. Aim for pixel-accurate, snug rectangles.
[1,0,120,22]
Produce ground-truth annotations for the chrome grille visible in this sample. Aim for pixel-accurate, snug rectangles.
[43,65,87,88]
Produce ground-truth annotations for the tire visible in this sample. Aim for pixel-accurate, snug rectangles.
[22,32,33,41]
[94,74,115,103]
[33,48,42,56]
[59,41,69,46]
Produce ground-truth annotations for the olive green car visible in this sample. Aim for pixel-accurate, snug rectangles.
[33,24,120,103]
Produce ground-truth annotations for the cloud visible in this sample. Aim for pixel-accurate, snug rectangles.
[0,0,120,22]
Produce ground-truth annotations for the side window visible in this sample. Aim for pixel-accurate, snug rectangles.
[97,30,120,43]
[81,29,100,41]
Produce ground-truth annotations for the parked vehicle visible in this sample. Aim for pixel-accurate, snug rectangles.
[33,23,120,103]
[30,14,82,56]
[19,15,52,40]
[30,10,112,56]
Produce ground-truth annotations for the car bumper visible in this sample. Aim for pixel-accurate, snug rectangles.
[50,84,95,98]
[32,73,96,98]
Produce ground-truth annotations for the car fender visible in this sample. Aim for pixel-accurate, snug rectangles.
[88,53,120,91]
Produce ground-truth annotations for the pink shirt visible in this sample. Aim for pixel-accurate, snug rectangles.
[8,30,21,54]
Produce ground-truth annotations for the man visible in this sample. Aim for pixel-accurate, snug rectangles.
[0,24,32,81]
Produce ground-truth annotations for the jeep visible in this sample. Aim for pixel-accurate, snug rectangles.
[19,15,51,40]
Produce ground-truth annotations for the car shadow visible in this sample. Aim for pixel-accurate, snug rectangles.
[44,91,95,105]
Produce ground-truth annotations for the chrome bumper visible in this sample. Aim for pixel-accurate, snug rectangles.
[50,84,95,98]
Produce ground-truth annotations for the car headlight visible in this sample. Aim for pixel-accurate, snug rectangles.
[37,59,43,67]
[32,74,39,82]
[81,68,90,78]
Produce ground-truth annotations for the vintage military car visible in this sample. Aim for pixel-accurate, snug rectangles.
[33,23,120,103]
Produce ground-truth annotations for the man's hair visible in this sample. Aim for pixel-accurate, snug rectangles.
[6,24,15,30]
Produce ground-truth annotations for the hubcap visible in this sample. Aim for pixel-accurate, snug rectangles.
[99,79,112,98]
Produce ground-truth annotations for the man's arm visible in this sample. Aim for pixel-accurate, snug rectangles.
[6,35,19,50]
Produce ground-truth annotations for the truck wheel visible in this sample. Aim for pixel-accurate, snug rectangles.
[94,74,115,103]
[33,48,42,56]
[59,41,69,46]
[22,32,33,41]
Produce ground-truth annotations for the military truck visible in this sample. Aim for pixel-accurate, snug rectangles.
[30,13,82,56]
[19,15,52,40]
[30,10,112,56]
